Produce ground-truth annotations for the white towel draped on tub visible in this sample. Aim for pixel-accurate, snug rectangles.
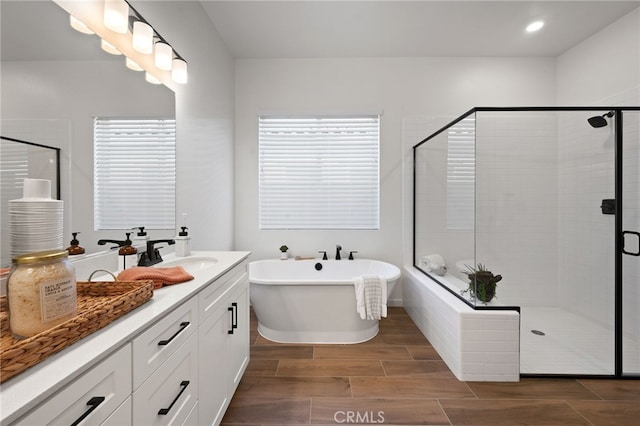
[353,275,387,320]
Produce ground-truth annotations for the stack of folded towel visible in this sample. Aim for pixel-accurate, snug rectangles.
[117,266,194,289]
[353,275,387,320]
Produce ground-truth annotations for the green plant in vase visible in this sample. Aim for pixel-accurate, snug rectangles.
[461,263,502,303]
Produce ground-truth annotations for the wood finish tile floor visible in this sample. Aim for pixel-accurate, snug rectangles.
[221,307,640,425]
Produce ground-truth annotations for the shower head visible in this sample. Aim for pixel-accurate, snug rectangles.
[587,111,615,128]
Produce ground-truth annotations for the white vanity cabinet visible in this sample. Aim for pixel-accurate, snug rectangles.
[2,251,251,426]
[198,261,250,426]
[13,344,132,426]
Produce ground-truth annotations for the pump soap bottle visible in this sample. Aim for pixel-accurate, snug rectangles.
[66,232,85,255]
[175,227,191,257]
[118,233,138,271]
[132,226,149,247]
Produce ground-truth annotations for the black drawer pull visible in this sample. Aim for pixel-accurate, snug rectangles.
[158,321,190,346]
[158,381,190,415]
[70,396,105,426]
[228,305,235,334]
[232,302,238,330]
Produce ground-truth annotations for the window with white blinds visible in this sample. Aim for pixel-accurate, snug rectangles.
[259,115,380,229]
[447,116,475,230]
[94,118,176,230]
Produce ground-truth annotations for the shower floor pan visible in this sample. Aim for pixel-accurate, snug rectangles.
[520,306,639,375]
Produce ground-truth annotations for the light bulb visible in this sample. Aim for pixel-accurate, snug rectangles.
[145,72,161,85]
[126,57,144,72]
[155,42,173,71]
[132,21,153,54]
[101,39,121,55]
[70,15,94,35]
[171,58,188,84]
[526,21,544,33]
[103,0,129,34]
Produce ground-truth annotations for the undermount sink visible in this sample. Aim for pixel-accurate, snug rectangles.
[157,256,218,274]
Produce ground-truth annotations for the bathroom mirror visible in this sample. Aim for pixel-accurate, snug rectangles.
[0,0,175,265]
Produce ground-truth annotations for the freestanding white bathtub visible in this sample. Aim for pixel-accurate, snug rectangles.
[249,258,401,344]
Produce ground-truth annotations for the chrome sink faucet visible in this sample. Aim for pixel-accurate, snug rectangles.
[335,245,342,260]
[138,239,175,266]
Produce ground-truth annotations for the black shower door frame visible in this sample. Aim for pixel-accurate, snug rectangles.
[412,105,640,378]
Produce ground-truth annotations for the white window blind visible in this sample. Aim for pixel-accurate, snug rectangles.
[447,116,475,229]
[259,115,380,229]
[94,118,176,230]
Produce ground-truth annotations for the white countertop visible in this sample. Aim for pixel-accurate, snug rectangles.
[0,250,251,424]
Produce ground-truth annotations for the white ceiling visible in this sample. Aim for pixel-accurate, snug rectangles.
[1,1,638,62]
[200,0,640,58]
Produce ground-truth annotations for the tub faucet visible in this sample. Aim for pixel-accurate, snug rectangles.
[335,245,342,260]
[138,239,175,267]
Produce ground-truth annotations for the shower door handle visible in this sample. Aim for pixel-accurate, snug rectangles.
[622,231,640,256]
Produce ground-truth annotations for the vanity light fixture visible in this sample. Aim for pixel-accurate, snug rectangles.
[103,0,129,34]
[132,20,154,54]
[70,15,94,35]
[101,39,122,55]
[66,0,188,85]
[126,57,144,72]
[526,20,544,33]
[171,58,188,84]
[154,41,173,71]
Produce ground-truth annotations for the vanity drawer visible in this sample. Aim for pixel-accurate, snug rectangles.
[132,297,197,390]
[198,260,247,320]
[14,344,131,426]
[133,332,198,426]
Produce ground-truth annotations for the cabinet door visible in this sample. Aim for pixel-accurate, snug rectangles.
[227,279,250,391]
[198,303,230,426]
[132,297,197,390]
[199,261,246,321]
[14,344,131,426]
[133,332,198,426]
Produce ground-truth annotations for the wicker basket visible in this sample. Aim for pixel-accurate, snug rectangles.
[0,275,153,383]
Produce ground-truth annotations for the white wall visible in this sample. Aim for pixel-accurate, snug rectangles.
[134,1,236,251]
[556,7,640,333]
[234,57,556,302]
[557,7,640,106]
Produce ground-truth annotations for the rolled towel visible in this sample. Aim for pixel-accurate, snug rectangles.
[117,266,194,289]
[419,254,447,276]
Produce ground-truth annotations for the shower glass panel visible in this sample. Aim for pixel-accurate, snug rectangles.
[623,110,640,375]
[414,107,639,377]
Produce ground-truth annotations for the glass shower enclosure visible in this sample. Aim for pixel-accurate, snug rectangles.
[413,107,640,377]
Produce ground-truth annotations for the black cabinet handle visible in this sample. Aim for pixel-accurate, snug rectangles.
[232,302,238,330]
[158,380,190,415]
[227,303,239,334]
[70,396,105,426]
[158,321,190,346]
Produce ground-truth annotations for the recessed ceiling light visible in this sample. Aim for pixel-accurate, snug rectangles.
[526,21,545,33]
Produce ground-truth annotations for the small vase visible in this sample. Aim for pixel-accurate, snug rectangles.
[280,252,288,260]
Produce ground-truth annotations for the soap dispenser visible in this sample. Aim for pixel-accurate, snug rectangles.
[66,232,85,255]
[175,227,191,257]
[132,226,149,247]
[118,233,138,271]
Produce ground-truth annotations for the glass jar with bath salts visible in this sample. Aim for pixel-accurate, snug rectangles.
[7,250,78,339]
